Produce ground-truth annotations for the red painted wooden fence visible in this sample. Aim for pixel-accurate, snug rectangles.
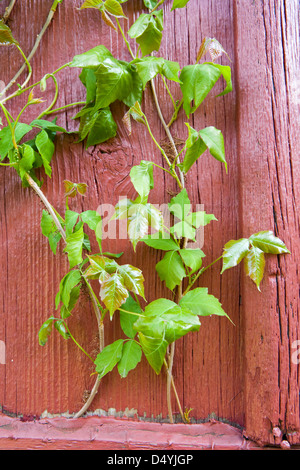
[0,0,299,448]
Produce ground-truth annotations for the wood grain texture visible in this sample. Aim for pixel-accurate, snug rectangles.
[0,0,298,447]
[0,413,260,450]
[234,0,300,445]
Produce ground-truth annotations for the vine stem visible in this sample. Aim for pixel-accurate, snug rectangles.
[142,111,183,189]
[24,173,66,242]
[183,255,223,296]
[150,0,166,13]
[163,358,184,421]
[1,95,102,416]
[42,101,86,116]
[72,274,105,419]
[167,98,183,128]
[150,78,185,188]
[23,170,104,419]
[150,77,188,424]
[115,17,135,60]
[2,0,17,23]
[1,62,71,104]
[166,343,175,423]
[0,0,63,101]
[64,323,94,363]
[0,44,33,102]
[36,74,59,119]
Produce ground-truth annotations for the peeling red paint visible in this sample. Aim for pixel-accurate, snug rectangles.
[0,414,260,450]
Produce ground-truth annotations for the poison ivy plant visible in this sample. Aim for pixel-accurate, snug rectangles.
[128,9,164,56]
[0,0,290,424]
[180,62,232,118]
[221,231,290,290]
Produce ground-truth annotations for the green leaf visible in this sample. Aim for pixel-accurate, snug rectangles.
[143,0,158,8]
[104,0,127,17]
[65,226,85,268]
[221,238,250,274]
[48,232,62,255]
[171,0,190,10]
[130,160,154,200]
[142,232,180,251]
[41,210,62,254]
[138,332,168,374]
[179,248,205,273]
[114,198,163,250]
[60,285,81,319]
[54,320,70,340]
[35,129,55,177]
[204,62,232,97]
[199,126,227,171]
[56,269,82,310]
[80,0,103,8]
[128,11,163,56]
[79,68,97,104]
[81,210,102,231]
[132,57,181,89]
[184,211,217,228]
[0,123,32,160]
[127,205,149,249]
[249,231,290,254]
[168,188,191,221]
[182,124,227,173]
[87,108,117,146]
[113,197,133,220]
[30,119,68,134]
[70,45,114,68]
[170,221,196,240]
[156,250,186,291]
[18,144,35,181]
[38,316,54,346]
[134,298,200,345]
[41,209,55,237]
[65,210,80,236]
[77,107,117,147]
[180,287,230,320]
[118,264,145,299]
[128,13,152,38]
[127,202,163,250]
[180,63,223,117]
[182,124,208,173]
[94,339,124,379]
[0,19,18,45]
[81,211,102,249]
[143,298,175,316]
[100,272,129,318]
[244,246,265,291]
[119,295,142,339]
[83,232,91,252]
[93,58,143,110]
[102,251,123,259]
[117,340,142,378]
[83,254,107,279]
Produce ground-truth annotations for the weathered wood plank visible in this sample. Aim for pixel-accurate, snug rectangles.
[0,413,259,450]
[0,0,298,447]
[234,0,300,445]
[0,0,243,424]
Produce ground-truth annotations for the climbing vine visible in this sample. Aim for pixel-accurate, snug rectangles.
[0,0,290,422]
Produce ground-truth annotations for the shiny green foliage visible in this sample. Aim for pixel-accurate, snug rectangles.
[221,231,290,290]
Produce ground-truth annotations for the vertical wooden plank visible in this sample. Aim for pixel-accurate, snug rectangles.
[0,0,243,424]
[2,0,298,447]
[234,0,300,445]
